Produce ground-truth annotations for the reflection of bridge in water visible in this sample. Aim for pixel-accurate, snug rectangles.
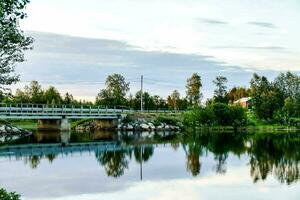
[0,142,135,158]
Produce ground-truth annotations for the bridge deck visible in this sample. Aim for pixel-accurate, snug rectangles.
[0,103,179,119]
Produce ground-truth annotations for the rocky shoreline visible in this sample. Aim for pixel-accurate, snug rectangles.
[76,119,183,132]
[0,123,32,143]
[117,120,182,131]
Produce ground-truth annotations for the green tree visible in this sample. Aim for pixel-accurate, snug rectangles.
[44,86,62,105]
[96,74,129,106]
[25,80,44,103]
[213,76,228,103]
[167,90,180,110]
[227,87,250,103]
[0,0,33,95]
[63,92,74,104]
[274,72,300,100]
[186,73,202,106]
[250,73,283,120]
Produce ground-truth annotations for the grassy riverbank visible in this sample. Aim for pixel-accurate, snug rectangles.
[4,112,300,132]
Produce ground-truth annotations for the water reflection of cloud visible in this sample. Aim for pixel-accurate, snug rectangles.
[30,167,300,200]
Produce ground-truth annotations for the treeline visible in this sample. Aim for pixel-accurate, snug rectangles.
[185,71,300,127]
[1,71,300,126]
[1,81,93,106]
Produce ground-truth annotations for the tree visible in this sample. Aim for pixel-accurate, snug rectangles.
[213,76,228,103]
[168,90,180,110]
[24,80,44,103]
[186,73,202,106]
[273,72,300,100]
[0,0,33,95]
[227,87,250,103]
[44,86,62,105]
[250,73,283,120]
[63,92,74,104]
[96,74,129,106]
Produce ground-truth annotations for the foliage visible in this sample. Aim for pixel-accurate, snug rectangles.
[0,0,33,95]
[186,73,202,106]
[227,87,250,103]
[96,74,129,106]
[0,188,20,200]
[213,76,228,103]
[167,90,188,111]
[250,73,284,120]
[183,103,247,128]
[155,115,180,126]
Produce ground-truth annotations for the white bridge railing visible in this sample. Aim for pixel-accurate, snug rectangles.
[0,103,181,119]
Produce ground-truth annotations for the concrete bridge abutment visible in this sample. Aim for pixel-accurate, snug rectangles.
[37,118,71,131]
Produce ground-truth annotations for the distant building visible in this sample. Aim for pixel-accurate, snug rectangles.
[234,97,252,108]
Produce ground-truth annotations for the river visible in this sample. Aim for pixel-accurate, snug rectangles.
[1,130,300,200]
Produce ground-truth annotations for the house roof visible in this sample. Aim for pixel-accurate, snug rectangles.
[234,97,252,104]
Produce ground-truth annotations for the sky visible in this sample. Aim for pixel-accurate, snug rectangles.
[15,0,300,101]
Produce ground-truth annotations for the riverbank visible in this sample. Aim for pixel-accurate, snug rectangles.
[4,113,300,133]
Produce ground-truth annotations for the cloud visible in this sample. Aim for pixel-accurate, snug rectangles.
[197,18,228,25]
[14,31,282,100]
[247,21,277,29]
[214,46,287,51]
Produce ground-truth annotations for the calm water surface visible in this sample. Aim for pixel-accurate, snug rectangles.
[1,131,300,200]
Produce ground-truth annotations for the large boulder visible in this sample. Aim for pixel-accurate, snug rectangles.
[140,123,150,130]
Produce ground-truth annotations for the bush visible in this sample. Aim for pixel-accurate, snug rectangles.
[0,188,20,200]
[183,103,247,128]
[155,115,179,126]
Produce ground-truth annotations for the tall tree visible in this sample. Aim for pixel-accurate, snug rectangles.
[213,76,228,103]
[168,90,180,110]
[63,92,74,104]
[250,73,283,120]
[273,71,300,100]
[96,74,129,106]
[44,86,62,105]
[0,0,33,94]
[186,73,202,106]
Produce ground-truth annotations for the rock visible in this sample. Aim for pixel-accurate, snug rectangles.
[12,127,21,134]
[156,125,164,130]
[164,125,170,130]
[126,124,134,130]
[0,125,6,133]
[141,123,150,130]
[148,123,155,129]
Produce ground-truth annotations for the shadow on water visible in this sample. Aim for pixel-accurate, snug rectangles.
[2,130,300,185]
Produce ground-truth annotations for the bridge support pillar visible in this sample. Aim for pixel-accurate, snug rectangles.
[37,118,71,131]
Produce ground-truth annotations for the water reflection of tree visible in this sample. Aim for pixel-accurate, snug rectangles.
[182,132,247,176]
[24,155,42,169]
[249,133,300,185]
[182,133,204,176]
[134,146,154,163]
[95,150,130,178]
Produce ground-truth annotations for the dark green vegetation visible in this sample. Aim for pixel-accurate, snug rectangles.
[0,188,20,200]
[183,103,247,130]
[0,0,33,97]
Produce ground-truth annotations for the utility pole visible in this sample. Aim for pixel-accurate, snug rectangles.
[140,75,143,112]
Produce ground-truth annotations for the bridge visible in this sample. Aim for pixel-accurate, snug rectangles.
[0,103,178,131]
[0,141,134,158]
